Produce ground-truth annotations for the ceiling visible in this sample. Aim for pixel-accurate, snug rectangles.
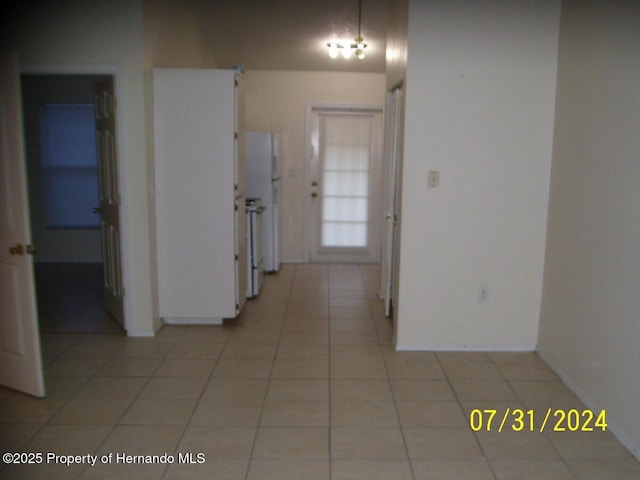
[188,0,389,73]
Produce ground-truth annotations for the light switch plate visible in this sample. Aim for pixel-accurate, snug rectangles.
[428,170,440,188]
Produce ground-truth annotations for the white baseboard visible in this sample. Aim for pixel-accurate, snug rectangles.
[394,344,536,352]
[163,317,224,326]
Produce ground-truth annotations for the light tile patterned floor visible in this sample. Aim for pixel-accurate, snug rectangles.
[1,263,639,479]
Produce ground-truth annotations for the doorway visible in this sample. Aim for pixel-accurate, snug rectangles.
[21,74,124,333]
[306,104,383,263]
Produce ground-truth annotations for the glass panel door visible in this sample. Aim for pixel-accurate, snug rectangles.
[308,109,382,263]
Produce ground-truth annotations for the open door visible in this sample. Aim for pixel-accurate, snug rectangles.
[381,87,404,317]
[0,51,45,397]
[95,78,124,328]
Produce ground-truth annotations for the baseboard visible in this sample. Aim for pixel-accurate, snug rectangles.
[124,329,155,337]
[163,317,224,326]
[394,344,536,352]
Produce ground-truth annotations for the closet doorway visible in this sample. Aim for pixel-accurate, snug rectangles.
[21,74,124,333]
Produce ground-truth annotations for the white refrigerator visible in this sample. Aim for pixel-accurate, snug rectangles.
[245,132,281,272]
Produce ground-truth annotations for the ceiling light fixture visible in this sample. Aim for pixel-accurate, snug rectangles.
[327,0,367,59]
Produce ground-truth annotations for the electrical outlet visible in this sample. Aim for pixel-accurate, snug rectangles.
[428,170,440,188]
[479,286,489,303]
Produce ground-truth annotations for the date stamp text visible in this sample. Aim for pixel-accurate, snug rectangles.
[469,408,607,433]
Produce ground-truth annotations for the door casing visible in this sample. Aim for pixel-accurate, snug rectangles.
[304,102,383,264]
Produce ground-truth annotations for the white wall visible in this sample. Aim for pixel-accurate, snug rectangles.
[538,0,640,460]
[243,70,386,262]
[396,0,561,350]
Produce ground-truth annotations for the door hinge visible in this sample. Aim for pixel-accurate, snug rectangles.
[235,254,239,261]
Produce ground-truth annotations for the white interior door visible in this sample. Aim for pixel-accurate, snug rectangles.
[307,108,382,263]
[381,87,404,317]
[95,78,124,328]
[0,51,45,397]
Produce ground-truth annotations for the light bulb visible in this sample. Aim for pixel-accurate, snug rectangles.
[356,49,365,59]
[342,46,352,59]
[328,42,338,59]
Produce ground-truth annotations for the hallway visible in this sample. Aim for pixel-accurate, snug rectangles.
[0,264,638,479]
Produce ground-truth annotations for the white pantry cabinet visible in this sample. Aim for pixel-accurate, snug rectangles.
[153,68,247,324]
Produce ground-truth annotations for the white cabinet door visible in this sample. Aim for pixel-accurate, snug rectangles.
[0,51,45,397]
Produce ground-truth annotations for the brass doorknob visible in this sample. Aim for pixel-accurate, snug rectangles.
[9,244,24,255]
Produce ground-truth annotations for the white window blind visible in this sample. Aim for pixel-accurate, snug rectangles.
[40,104,99,228]
[321,115,372,247]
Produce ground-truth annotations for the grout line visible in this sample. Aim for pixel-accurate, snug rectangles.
[15,262,633,479]
[327,264,334,480]
[244,263,299,480]
[161,325,231,479]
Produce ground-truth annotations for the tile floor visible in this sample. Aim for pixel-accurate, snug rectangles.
[1,263,639,479]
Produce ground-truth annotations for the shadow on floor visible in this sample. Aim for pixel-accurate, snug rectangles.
[34,262,122,334]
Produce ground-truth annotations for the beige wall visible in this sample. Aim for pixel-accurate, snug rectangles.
[396,0,561,349]
[243,70,386,262]
[6,0,217,335]
[7,0,153,335]
[539,0,640,460]
[143,0,216,69]
[385,0,408,90]
[143,0,217,331]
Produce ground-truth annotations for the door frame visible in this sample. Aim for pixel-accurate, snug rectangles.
[21,64,130,333]
[303,102,384,263]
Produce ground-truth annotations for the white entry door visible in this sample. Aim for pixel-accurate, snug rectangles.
[308,108,382,263]
[0,51,45,397]
[95,78,124,328]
